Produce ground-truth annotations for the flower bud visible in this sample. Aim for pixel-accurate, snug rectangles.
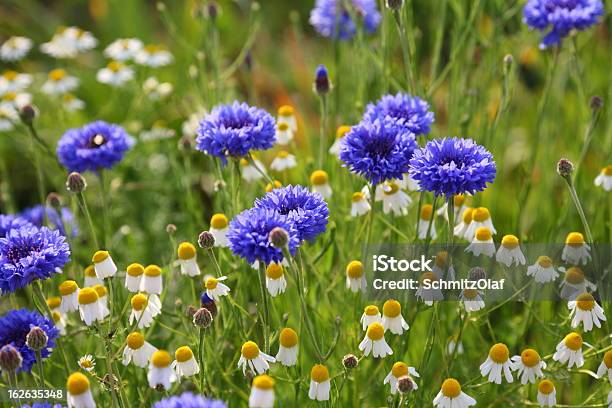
[0,344,22,372]
[165,224,177,235]
[207,1,219,20]
[26,326,48,351]
[185,305,197,318]
[178,136,194,151]
[557,158,574,178]
[269,227,288,248]
[314,64,331,95]
[397,375,414,393]
[198,231,215,249]
[468,267,486,281]
[19,105,36,125]
[386,0,403,10]
[46,192,62,209]
[66,172,87,193]
[342,354,359,369]
[590,95,603,111]
[193,307,213,328]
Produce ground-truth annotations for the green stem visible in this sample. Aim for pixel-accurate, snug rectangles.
[257,262,271,353]
[198,328,206,393]
[318,95,328,169]
[392,10,416,94]
[563,177,594,246]
[97,171,110,249]
[77,191,100,250]
[35,350,45,387]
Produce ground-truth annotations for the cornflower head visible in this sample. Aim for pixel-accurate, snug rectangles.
[309,0,381,41]
[363,93,435,136]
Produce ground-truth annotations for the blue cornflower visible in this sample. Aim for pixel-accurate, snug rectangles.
[20,205,78,238]
[152,392,226,408]
[254,185,329,242]
[0,225,70,294]
[0,214,32,238]
[57,120,133,173]
[21,404,63,408]
[0,309,59,373]
[363,93,435,136]
[409,137,496,197]
[309,0,381,41]
[196,101,276,164]
[340,118,418,185]
[523,0,603,48]
[227,207,300,265]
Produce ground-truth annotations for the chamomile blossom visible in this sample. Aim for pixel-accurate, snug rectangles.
[496,234,526,266]
[437,195,467,223]
[480,343,513,384]
[125,263,144,293]
[527,256,559,283]
[460,289,485,312]
[96,61,134,87]
[148,350,176,390]
[41,27,97,59]
[329,125,350,156]
[560,267,596,300]
[274,122,293,146]
[596,350,612,382]
[92,250,117,279]
[562,232,591,265]
[83,265,102,288]
[351,191,371,217]
[177,242,200,277]
[346,260,366,293]
[275,328,298,367]
[432,250,455,280]
[553,332,586,368]
[270,151,297,171]
[416,272,444,305]
[359,322,393,358]
[0,37,32,61]
[0,70,32,93]
[135,44,173,67]
[361,305,382,330]
[104,38,143,61]
[417,204,437,240]
[142,77,173,100]
[47,296,62,312]
[52,311,67,336]
[129,293,161,329]
[238,341,275,375]
[277,105,297,132]
[0,91,31,111]
[466,227,496,257]
[172,346,199,378]
[140,265,163,294]
[209,214,230,247]
[382,299,409,335]
[93,285,110,319]
[380,181,411,216]
[454,207,473,239]
[205,276,230,301]
[568,292,606,332]
[0,104,18,132]
[265,262,287,297]
[433,378,476,408]
[78,354,96,372]
[122,332,157,368]
[62,94,85,111]
[310,170,332,199]
[594,165,612,191]
[58,280,79,313]
[77,288,103,326]
[536,379,556,407]
[511,348,546,384]
[241,157,266,182]
[384,362,419,394]
[66,372,96,408]
[249,375,275,408]
[42,69,79,95]
[465,207,496,238]
[308,364,330,401]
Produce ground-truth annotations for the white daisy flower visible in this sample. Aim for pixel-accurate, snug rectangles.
[359,322,393,358]
[382,300,409,335]
[495,234,526,266]
[559,267,596,300]
[59,280,79,313]
[275,328,298,367]
[350,191,370,217]
[465,207,496,239]
[527,256,559,283]
[277,105,297,132]
[135,44,173,67]
[465,227,496,257]
[205,276,230,301]
[437,194,467,222]
[274,122,293,145]
[249,375,275,408]
[265,262,287,297]
[84,265,103,288]
[345,260,366,293]
[125,263,144,293]
[0,36,33,61]
[433,378,476,408]
[308,364,331,401]
[66,372,96,408]
[182,109,206,137]
[41,27,97,58]
[93,285,110,319]
[104,38,143,61]
[172,346,199,378]
[46,296,62,312]
[209,214,229,247]
[148,350,176,390]
[142,76,173,100]
[568,292,606,332]
[0,70,32,93]
[0,103,18,132]
[77,288,103,326]
[552,332,586,368]
[454,207,473,239]
[1,91,32,110]
[432,250,455,281]
[238,341,275,375]
[52,311,67,336]
[379,181,411,216]
[460,289,485,312]
[96,61,134,87]
[416,272,444,306]
[594,165,612,191]
[398,173,421,191]
[310,170,332,199]
[78,354,96,372]
[417,204,437,240]
[41,69,79,95]
[536,379,557,407]
[62,93,85,111]
[596,350,612,382]
[122,332,157,368]
[177,242,200,277]
[129,293,161,329]
[510,348,546,384]
[447,336,464,355]
[241,157,266,182]
[270,150,297,171]
[561,232,591,265]
[329,125,350,156]
[360,305,382,331]
[140,265,163,294]
[92,250,117,279]
[139,123,175,142]
[480,343,513,384]
[384,362,419,394]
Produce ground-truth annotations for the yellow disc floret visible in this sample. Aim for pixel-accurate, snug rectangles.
[603,350,612,368]
[131,294,148,311]
[144,265,162,277]
[383,182,399,195]
[364,305,379,316]
[78,288,98,305]
[276,150,290,159]
[310,170,328,186]
[352,192,365,202]
[453,195,465,207]
[603,165,612,176]
[279,328,298,348]
[366,322,385,341]
[336,125,351,139]
[538,379,554,395]
[47,296,62,309]
[59,280,78,296]
[84,265,96,277]
[253,374,275,390]
[563,332,583,351]
[177,242,197,260]
[520,349,541,367]
[92,250,109,263]
[205,277,218,290]
[265,180,282,192]
[93,284,107,298]
[66,372,90,395]
[475,227,492,241]
[537,256,552,268]
[211,213,228,229]
[564,267,585,284]
[127,263,145,277]
[472,207,490,222]
[383,300,401,318]
[265,263,284,279]
[49,68,67,81]
[501,235,519,249]
[241,341,260,359]
[175,346,194,363]
[421,272,438,284]
[278,105,294,117]
[488,343,510,363]
[127,332,145,350]
[435,251,449,268]
[440,378,461,398]
[151,350,172,368]
[565,232,585,246]
[462,289,478,300]
[277,122,289,132]
[346,261,364,279]
[310,364,329,382]
[462,208,474,224]
[420,204,433,221]
[391,362,409,378]
[575,292,595,311]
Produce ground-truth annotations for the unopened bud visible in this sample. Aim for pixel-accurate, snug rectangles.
[468,267,486,281]
[397,375,415,393]
[590,95,603,111]
[342,354,359,369]
[386,0,403,10]
[166,224,177,235]
[19,105,36,125]
[46,192,62,209]
[269,227,288,248]
[66,172,87,193]
[314,64,331,95]
[0,344,22,372]
[557,158,574,178]
[26,326,48,351]
[178,136,194,151]
[193,307,213,328]
[198,231,215,249]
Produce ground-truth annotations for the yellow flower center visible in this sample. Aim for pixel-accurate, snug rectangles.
[240,158,250,166]
[52,311,61,323]
[383,300,401,318]
[253,374,275,390]
[278,105,294,117]
[364,305,379,316]
[575,292,595,311]
[80,358,94,369]
[210,213,228,229]
[453,195,465,207]
[520,349,541,367]
[85,265,96,277]
[462,289,478,300]
[603,165,612,176]
[277,150,290,159]
[346,260,363,279]
[241,341,260,359]
[472,207,490,222]
[205,277,218,290]
[391,362,408,378]
[59,280,78,296]
[277,122,290,131]
[310,170,328,186]
[265,180,282,192]
[440,378,461,398]
[107,61,123,72]
[93,284,107,298]
[538,379,554,395]
[435,251,449,268]
[265,263,284,280]
[127,263,144,277]
[475,227,492,241]
[462,208,474,223]
[488,343,509,363]
[565,232,585,247]
[151,350,171,368]
[279,328,298,348]
[47,296,62,309]
[565,267,585,284]
[49,68,66,81]
[420,204,433,221]
[421,272,437,284]
[537,256,552,268]
[66,372,90,395]
[78,288,98,305]
[604,350,612,368]
[92,250,109,264]
[144,44,162,53]
[131,294,148,311]
[367,322,385,341]
[310,364,329,382]
[563,332,583,351]
[127,332,145,349]
[2,70,18,80]
[2,92,16,102]
[352,192,365,202]
[336,125,351,139]
[177,242,196,260]
[383,182,399,195]
[175,346,193,363]
[144,265,162,277]
[501,235,519,249]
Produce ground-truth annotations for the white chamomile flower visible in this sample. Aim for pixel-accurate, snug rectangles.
[92,250,117,279]
[437,194,467,222]
[536,379,556,407]
[350,191,370,217]
[345,260,366,293]
[479,343,513,384]
[379,181,411,216]
[62,93,85,111]
[329,125,350,156]
[84,265,103,288]
[148,350,176,390]
[527,256,559,283]
[454,207,473,239]
[495,234,526,266]
[562,232,591,265]
[78,354,96,372]
[66,372,96,408]
[568,292,606,332]
[42,69,79,95]
[553,332,586,368]
[460,289,485,312]
[0,104,18,132]
[559,267,596,300]
[96,61,134,87]
[0,70,32,93]
[382,300,409,335]
[359,322,393,358]
[140,265,163,294]
[308,364,331,401]
[139,122,175,142]
[416,272,444,306]
[270,150,297,171]
[47,296,62,312]
[135,44,173,67]
[433,378,476,408]
[384,362,420,394]
[130,293,161,329]
[265,262,287,297]
[125,263,144,293]
[0,36,32,61]
[77,287,103,326]
[142,76,173,100]
[275,122,293,146]
[275,328,298,367]
[238,341,276,375]
[310,170,332,199]
[249,375,275,408]
[122,332,157,368]
[597,350,612,382]
[277,105,297,133]
[465,227,495,257]
[1,91,32,110]
[52,311,67,336]
[209,213,229,247]
[465,207,496,239]
[594,165,612,191]
[432,250,455,281]
[398,173,420,191]
[41,27,97,59]
[59,280,79,313]
[205,276,230,301]
[182,108,207,137]
[241,157,266,182]
[361,305,382,331]
[172,346,199,378]
[93,285,110,319]
[104,38,143,61]
[510,348,546,384]
[417,204,437,240]
[447,336,464,355]
[177,242,200,277]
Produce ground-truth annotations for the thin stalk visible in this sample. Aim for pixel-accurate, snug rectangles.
[35,350,45,387]
[318,95,328,169]
[76,191,100,250]
[563,177,594,246]
[392,10,416,93]
[257,262,271,353]
[446,196,455,246]
[364,183,377,262]
[97,171,111,249]
[198,328,206,393]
